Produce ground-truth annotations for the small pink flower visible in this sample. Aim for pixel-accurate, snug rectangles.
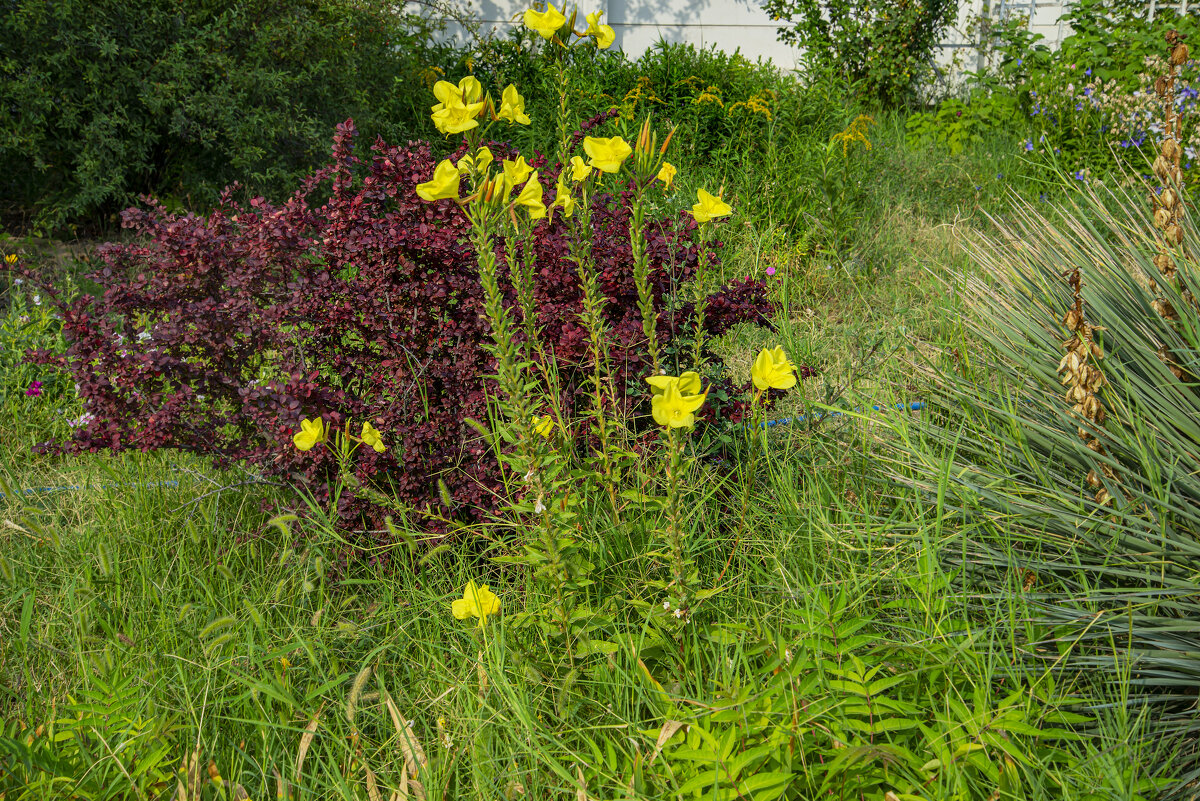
[766,266,777,277]
[25,380,43,397]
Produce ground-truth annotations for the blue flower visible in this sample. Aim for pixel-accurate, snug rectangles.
[1085,67,1092,76]
[1024,139,1034,151]
[1084,87,1093,97]
[1076,103,1083,111]
[1039,192,1048,201]
[997,173,1004,179]
[1074,170,1085,181]
[1017,58,1023,66]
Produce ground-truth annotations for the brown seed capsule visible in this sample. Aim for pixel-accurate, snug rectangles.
[1152,298,1179,319]
[1162,139,1180,161]
[1154,252,1172,272]
[1090,341,1104,360]
[1083,395,1102,420]
[1086,469,1102,488]
[1156,76,1169,97]
[1064,309,1082,331]
[1172,43,1189,66]
[1153,155,1172,180]
[1162,187,1178,210]
[1154,207,1172,229]
[1094,488,1111,505]
[1165,224,1184,245]
[1078,426,1090,441]
[1087,438,1105,454]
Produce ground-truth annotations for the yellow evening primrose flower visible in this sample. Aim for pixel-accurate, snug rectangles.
[691,188,732,223]
[457,146,495,175]
[431,102,483,135]
[646,370,702,398]
[514,172,547,220]
[524,2,567,38]
[534,414,555,438]
[656,161,677,189]
[751,346,798,391]
[502,155,534,188]
[360,421,387,453]
[550,177,576,220]
[584,11,616,48]
[569,155,593,182]
[4,254,16,265]
[451,580,501,626]
[416,159,462,201]
[498,85,531,125]
[583,135,633,173]
[431,77,483,111]
[293,417,327,451]
[651,381,707,429]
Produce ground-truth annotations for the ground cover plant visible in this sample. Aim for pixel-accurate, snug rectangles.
[2,3,1199,800]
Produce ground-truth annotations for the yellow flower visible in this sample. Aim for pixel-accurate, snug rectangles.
[502,155,534,188]
[431,102,483,135]
[656,161,677,189]
[293,417,327,451]
[360,421,387,453]
[691,189,732,223]
[451,580,501,626]
[457,146,494,175]
[498,85,531,125]
[534,414,555,438]
[514,172,547,220]
[751,346,798,391]
[416,159,462,202]
[645,370,701,397]
[651,381,707,429]
[550,177,575,220]
[523,2,566,38]
[584,11,616,48]
[432,77,483,111]
[4,254,16,265]
[583,136,633,173]
[569,155,593,182]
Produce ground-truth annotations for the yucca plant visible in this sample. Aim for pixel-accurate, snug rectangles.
[888,180,1200,792]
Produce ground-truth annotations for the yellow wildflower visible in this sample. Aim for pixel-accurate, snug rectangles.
[569,155,593,182]
[651,381,707,429]
[751,346,798,391]
[523,2,566,38]
[534,414,555,438]
[514,172,547,220]
[502,155,534,188]
[451,580,501,626]
[550,177,575,220]
[416,159,462,202]
[431,102,484,135]
[457,146,494,176]
[646,370,701,397]
[498,85,531,125]
[583,135,633,173]
[431,77,483,111]
[691,189,732,223]
[656,161,677,189]
[293,417,327,451]
[4,254,16,265]
[584,11,615,48]
[360,421,387,453]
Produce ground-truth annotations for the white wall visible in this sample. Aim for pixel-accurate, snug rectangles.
[422,0,1076,70]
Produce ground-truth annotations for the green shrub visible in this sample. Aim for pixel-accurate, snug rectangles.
[0,0,456,235]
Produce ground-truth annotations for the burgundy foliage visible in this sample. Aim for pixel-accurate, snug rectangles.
[16,120,775,535]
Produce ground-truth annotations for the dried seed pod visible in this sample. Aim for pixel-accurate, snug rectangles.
[1087,371,1106,392]
[1095,488,1111,505]
[1165,224,1184,245]
[1087,438,1105,454]
[1171,166,1183,186]
[1152,298,1179,319]
[1162,187,1178,209]
[1158,344,1186,379]
[1078,426,1090,441]
[1154,207,1172,229]
[1172,43,1190,66]
[1064,308,1082,331]
[1082,395,1103,420]
[1162,139,1180,161]
[1153,155,1172,180]
[1154,251,1172,272]
[1156,75,1169,97]
[1089,341,1104,360]
[1086,469,1102,488]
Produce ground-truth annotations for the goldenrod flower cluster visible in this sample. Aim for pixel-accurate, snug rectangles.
[831,114,875,157]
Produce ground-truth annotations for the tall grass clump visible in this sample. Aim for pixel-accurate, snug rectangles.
[890,170,1200,790]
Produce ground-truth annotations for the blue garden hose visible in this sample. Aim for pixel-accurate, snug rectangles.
[2,401,929,497]
[760,400,926,428]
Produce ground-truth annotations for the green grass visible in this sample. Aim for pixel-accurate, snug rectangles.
[0,107,1183,799]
